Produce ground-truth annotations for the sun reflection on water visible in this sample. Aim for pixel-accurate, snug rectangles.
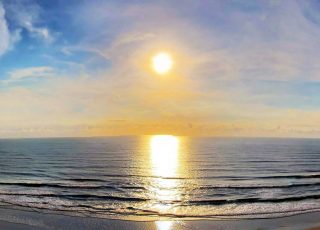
[155,221,173,230]
[149,135,180,217]
[150,135,179,178]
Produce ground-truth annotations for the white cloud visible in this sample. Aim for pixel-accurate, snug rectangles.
[21,19,53,43]
[0,2,11,56]
[5,0,54,43]
[6,66,54,83]
[0,0,49,57]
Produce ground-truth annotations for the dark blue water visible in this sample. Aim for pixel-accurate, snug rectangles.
[0,136,319,220]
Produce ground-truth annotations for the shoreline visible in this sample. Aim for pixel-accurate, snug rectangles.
[0,207,319,230]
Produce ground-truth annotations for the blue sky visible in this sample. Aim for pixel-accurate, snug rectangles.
[1,0,320,137]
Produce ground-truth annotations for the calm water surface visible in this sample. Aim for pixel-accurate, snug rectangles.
[0,136,319,220]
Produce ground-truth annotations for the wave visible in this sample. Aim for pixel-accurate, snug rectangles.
[68,178,106,182]
[0,182,118,190]
[258,174,320,179]
[1,172,319,181]
[0,182,147,191]
[1,181,319,191]
[188,194,320,205]
[0,193,148,202]
[0,172,46,177]
[1,192,319,205]
[200,174,320,180]
[199,182,320,190]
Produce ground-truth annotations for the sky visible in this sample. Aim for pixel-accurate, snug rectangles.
[1,0,320,138]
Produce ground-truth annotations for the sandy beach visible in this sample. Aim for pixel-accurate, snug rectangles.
[0,207,319,230]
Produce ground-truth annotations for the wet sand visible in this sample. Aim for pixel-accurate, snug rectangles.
[0,207,319,230]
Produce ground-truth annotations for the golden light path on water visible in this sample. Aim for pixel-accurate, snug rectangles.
[155,221,173,230]
[149,135,180,230]
[150,135,179,178]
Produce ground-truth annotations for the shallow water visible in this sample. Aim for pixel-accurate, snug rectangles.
[0,136,319,220]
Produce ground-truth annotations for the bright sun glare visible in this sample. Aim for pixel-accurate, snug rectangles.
[150,135,180,214]
[150,135,179,177]
[151,52,173,75]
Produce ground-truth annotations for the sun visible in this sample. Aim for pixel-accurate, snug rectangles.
[151,52,173,75]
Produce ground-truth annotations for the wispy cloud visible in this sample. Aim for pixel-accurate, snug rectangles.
[0,2,10,56]
[4,0,54,43]
[0,2,21,56]
[5,66,54,83]
[24,22,52,43]
[0,0,53,57]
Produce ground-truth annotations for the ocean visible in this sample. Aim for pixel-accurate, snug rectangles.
[0,136,319,220]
